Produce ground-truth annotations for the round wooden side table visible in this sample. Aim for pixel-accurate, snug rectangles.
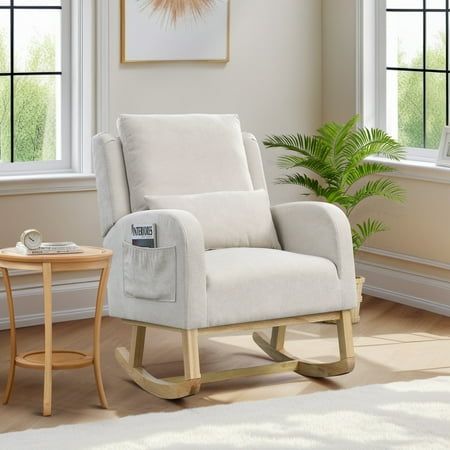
[0,246,112,416]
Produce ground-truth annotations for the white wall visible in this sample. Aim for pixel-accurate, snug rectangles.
[322,0,450,314]
[0,0,324,328]
[322,0,356,123]
[108,0,323,205]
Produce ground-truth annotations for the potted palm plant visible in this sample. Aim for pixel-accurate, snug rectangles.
[264,115,406,323]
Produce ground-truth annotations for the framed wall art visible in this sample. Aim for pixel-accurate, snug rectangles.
[121,0,230,63]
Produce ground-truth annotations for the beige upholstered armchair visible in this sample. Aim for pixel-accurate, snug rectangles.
[93,114,357,399]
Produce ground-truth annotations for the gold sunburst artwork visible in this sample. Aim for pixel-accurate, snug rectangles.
[138,0,217,26]
[121,0,230,63]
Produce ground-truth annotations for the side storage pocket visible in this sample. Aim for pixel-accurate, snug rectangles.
[123,242,176,302]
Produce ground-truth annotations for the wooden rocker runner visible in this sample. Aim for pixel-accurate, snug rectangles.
[93,114,358,399]
[115,311,354,399]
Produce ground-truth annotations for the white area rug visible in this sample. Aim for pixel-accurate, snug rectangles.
[1,376,450,449]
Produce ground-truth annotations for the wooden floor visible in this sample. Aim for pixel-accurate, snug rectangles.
[1,296,450,433]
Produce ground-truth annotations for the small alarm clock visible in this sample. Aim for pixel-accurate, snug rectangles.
[20,229,42,250]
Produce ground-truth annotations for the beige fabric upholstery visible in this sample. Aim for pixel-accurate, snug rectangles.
[93,115,356,330]
[145,190,280,250]
[271,201,357,310]
[93,133,131,236]
[104,209,207,329]
[117,114,254,211]
[205,248,342,327]
[242,132,268,191]
[93,130,268,237]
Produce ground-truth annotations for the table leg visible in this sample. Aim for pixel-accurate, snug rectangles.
[42,263,53,417]
[1,268,16,404]
[93,264,110,409]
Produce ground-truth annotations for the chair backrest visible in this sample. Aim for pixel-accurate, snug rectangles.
[93,116,268,237]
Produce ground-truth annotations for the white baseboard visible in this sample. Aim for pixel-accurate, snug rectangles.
[356,260,450,317]
[0,276,109,331]
[0,305,110,331]
[360,246,450,271]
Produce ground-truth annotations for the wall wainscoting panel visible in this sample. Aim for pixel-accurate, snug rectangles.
[357,260,450,317]
[0,276,109,330]
[360,246,450,272]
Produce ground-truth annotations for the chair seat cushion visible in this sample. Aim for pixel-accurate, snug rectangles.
[205,248,343,327]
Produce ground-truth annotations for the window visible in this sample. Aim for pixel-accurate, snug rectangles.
[0,0,72,174]
[359,0,450,161]
[0,0,95,182]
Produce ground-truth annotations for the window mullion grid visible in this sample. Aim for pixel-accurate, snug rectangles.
[6,1,63,165]
[384,3,450,154]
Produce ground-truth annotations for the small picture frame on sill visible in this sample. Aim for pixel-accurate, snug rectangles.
[437,126,450,167]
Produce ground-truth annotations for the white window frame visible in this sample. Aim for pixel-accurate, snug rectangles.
[357,0,443,163]
[0,0,96,193]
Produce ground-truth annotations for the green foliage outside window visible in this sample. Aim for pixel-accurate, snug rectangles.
[397,33,446,149]
[0,32,57,163]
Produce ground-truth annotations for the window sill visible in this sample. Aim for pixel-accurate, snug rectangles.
[0,173,97,196]
[367,156,450,185]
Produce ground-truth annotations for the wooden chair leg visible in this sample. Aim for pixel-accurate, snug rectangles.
[129,325,146,368]
[115,326,201,400]
[270,326,286,351]
[182,329,201,381]
[337,310,354,360]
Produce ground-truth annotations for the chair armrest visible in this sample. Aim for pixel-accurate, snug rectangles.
[271,201,356,307]
[104,209,207,329]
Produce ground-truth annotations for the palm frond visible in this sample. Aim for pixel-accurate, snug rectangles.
[342,162,396,187]
[343,128,405,166]
[277,155,336,181]
[323,191,354,207]
[277,173,327,197]
[316,121,342,151]
[352,219,387,251]
[347,178,406,212]
[277,173,353,204]
[317,115,359,158]
[263,134,329,160]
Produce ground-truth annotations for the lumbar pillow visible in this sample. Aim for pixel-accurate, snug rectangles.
[145,189,281,250]
[117,114,254,212]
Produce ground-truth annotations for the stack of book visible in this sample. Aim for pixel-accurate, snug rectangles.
[15,242,83,255]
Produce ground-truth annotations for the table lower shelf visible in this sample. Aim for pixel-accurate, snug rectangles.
[15,350,93,370]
